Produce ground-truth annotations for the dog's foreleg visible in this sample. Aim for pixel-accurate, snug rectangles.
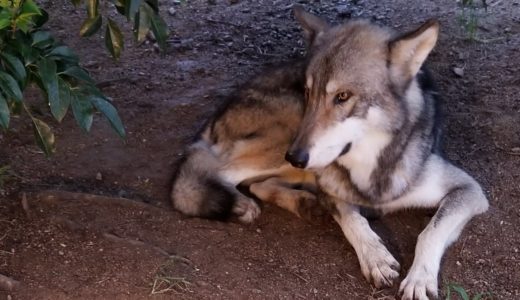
[399,167,489,300]
[333,200,400,288]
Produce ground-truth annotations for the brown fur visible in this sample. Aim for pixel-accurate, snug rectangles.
[171,61,322,222]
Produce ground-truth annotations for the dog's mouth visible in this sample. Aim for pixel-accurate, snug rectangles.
[339,142,352,157]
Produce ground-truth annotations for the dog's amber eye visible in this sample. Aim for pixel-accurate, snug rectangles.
[334,92,352,105]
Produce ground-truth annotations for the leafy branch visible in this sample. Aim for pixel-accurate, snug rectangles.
[0,0,170,155]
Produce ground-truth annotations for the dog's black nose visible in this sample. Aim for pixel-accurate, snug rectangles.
[285,149,309,169]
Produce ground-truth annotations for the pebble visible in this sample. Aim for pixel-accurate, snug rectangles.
[168,7,176,16]
[336,5,352,18]
[453,67,464,77]
[96,172,103,181]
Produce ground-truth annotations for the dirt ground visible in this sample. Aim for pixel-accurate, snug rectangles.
[1,0,519,299]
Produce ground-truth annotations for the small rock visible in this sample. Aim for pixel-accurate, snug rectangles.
[336,5,351,18]
[168,7,176,16]
[453,67,464,77]
[176,59,198,71]
[96,172,103,181]
[456,260,462,266]
[172,0,181,4]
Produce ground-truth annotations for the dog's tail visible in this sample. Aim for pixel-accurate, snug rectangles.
[171,141,240,221]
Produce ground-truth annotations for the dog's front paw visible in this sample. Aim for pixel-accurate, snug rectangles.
[399,267,438,300]
[358,242,400,288]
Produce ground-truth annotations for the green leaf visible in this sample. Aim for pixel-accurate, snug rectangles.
[37,57,63,121]
[71,93,93,131]
[473,292,492,300]
[56,77,71,122]
[0,10,12,30]
[32,31,54,48]
[86,0,98,18]
[79,14,102,37]
[21,0,41,15]
[134,4,151,42]
[33,7,49,27]
[59,66,95,84]
[0,93,9,129]
[150,13,168,51]
[0,71,23,102]
[31,117,55,156]
[125,0,141,20]
[46,45,79,63]
[105,18,124,59]
[449,284,470,300]
[15,13,39,33]
[88,95,125,137]
[0,52,27,85]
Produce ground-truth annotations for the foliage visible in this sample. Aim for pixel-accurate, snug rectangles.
[0,1,169,155]
[458,0,488,41]
[73,0,169,59]
[446,283,493,300]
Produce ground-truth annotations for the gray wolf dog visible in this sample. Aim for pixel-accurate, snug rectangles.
[171,6,489,300]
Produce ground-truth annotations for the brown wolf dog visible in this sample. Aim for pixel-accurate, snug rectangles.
[172,7,489,300]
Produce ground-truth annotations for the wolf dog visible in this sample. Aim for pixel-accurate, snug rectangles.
[171,6,489,300]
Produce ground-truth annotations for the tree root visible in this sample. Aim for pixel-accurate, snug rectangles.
[33,190,163,212]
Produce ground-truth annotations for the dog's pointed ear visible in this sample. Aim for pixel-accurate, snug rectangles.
[294,5,329,46]
[389,19,439,83]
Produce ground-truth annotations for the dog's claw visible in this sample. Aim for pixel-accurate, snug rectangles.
[399,267,438,300]
[233,196,261,223]
[358,243,400,288]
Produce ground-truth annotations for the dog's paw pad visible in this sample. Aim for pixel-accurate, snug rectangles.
[399,269,438,300]
[233,197,261,223]
[359,243,400,288]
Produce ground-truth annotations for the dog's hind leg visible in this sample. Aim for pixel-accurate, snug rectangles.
[171,141,261,223]
[237,169,324,220]
[393,157,489,300]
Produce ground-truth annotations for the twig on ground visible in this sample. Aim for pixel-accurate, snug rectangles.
[21,192,30,218]
[150,255,195,295]
[0,230,10,242]
[292,272,309,283]
[102,232,171,257]
[35,190,162,212]
[96,77,131,88]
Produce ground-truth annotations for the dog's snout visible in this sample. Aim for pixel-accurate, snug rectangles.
[285,149,309,169]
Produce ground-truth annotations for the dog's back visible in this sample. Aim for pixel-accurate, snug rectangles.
[171,61,318,222]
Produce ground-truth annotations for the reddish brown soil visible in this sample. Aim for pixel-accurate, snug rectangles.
[1,0,519,299]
